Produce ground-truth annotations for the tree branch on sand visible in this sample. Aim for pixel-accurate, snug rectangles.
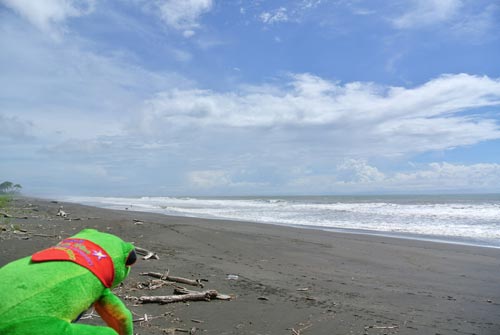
[126,287,232,304]
[140,271,203,287]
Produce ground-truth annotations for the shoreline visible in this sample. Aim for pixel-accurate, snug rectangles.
[61,196,500,250]
[60,195,500,252]
[1,197,500,334]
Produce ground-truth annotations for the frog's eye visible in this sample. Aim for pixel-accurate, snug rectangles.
[126,249,137,266]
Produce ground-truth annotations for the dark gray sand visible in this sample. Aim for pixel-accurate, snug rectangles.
[1,197,499,334]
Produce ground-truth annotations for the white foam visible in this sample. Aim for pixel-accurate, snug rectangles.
[63,196,500,247]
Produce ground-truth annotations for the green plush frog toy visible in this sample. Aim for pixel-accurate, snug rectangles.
[0,229,137,335]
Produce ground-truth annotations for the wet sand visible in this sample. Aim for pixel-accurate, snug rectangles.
[1,197,499,334]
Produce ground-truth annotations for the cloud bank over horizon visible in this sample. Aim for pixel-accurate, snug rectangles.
[1,0,499,196]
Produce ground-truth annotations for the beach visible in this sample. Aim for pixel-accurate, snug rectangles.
[1,197,499,335]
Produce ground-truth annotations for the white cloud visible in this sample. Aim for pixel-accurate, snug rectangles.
[290,160,500,193]
[300,0,323,10]
[134,73,500,157]
[391,1,499,41]
[289,159,387,191]
[154,0,213,36]
[0,0,95,38]
[260,7,289,24]
[393,0,463,29]
[391,162,500,189]
[336,159,385,183]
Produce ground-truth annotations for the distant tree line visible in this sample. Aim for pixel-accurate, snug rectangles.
[0,181,22,194]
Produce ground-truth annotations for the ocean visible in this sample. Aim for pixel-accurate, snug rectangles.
[63,194,500,248]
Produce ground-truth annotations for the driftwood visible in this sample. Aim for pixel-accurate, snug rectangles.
[135,290,218,304]
[135,247,160,260]
[132,311,172,324]
[14,227,28,233]
[289,322,312,335]
[56,208,68,218]
[163,327,197,335]
[173,287,232,300]
[136,279,175,290]
[133,314,149,323]
[141,271,203,288]
[127,288,231,304]
[0,212,12,218]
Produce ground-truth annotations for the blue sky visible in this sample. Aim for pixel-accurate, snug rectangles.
[1,0,500,196]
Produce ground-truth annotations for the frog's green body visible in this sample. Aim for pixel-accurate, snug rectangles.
[0,229,135,335]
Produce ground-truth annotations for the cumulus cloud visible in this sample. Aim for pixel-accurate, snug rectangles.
[336,159,385,183]
[134,73,500,157]
[390,162,500,191]
[392,0,463,29]
[0,0,95,38]
[154,0,213,36]
[290,159,387,191]
[122,72,500,194]
[290,160,500,193]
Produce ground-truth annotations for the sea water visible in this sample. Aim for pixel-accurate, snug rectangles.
[64,194,500,248]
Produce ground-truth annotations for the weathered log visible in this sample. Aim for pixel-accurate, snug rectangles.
[174,287,232,301]
[126,288,232,304]
[140,271,203,288]
[132,290,218,304]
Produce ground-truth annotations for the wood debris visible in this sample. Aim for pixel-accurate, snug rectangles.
[135,247,160,260]
[288,321,312,335]
[56,208,68,218]
[127,288,231,304]
[0,211,12,218]
[141,271,203,288]
[136,279,175,290]
[163,327,197,334]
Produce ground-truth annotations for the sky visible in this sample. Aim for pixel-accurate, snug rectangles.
[1,0,500,196]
